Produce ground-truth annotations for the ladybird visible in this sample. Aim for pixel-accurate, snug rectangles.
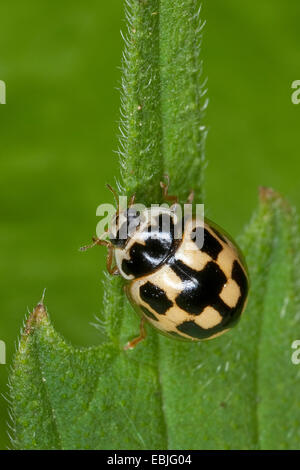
[83,176,249,349]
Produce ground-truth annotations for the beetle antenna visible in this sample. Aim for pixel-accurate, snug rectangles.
[106,184,119,207]
[79,232,110,252]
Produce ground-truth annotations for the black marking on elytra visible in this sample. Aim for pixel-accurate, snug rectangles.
[232,260,248,295]
[168,256,247,332]
[171,260,228,315]
[210,226,227,243]
[191,228,223,260]
[140,305,158,322]
[176,321,218,340]
[140,282,173,315]
[166,330,185,339]
[122,213,177,278]
[122,237,172,277]
[230,260,248,317]
[177,318,232,340]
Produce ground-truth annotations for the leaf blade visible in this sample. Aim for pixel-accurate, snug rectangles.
[257,192,300,449]
[10,302,168,450]
[119,0,163,204]
[159,0,207,204]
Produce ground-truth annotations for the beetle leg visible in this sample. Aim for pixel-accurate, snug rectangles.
[79,236,112,252]
[160,174,179,204]
[124,318,146,350]
[187,189,195,204]
[106,244,120,275]
[129,192,136,207]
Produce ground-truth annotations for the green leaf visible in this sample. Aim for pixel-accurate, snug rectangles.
[10,304,166,449]
[256,189,300,449]
[159,1,207,203]
[119,0,206,205]
[8,0,300,450]
[119,0,163,204]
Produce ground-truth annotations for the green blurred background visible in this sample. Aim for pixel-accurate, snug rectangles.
[0,0,299,449]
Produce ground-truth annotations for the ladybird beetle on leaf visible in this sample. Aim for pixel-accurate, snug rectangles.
[82,176,249,349]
